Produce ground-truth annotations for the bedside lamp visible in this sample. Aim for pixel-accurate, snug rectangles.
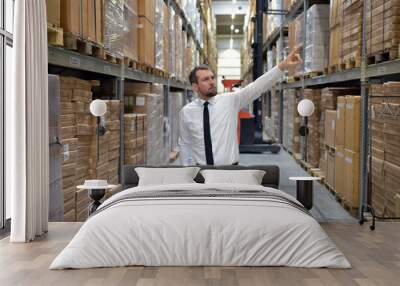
[297,99,315,162]
[90,99,107,162]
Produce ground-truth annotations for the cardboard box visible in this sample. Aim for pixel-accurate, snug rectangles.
[123,6,139,61]
[334,147,345,198]
[132,94,148,114]
[325,110,337,147]
[319,148,327,174]
[327,150,335,189]
[138,17,155,66]
[344,149,360,208]
[124,82,153,94]
[163,2,170,73]
[335,96,346,147]
[344,96,361,152]
[95,0,103,44]
[47,0,61,26]
[60,0,81,36]
[138,0,155,24]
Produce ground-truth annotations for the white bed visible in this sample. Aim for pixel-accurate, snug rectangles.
[50,183,351,269]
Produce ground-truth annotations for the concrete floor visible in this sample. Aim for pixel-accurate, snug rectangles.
[239,149,354,222]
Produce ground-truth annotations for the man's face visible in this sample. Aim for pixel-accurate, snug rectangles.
[192,69,217,98]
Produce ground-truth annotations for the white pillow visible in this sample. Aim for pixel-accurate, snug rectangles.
[135,167,201,186]
[200,169,266,185]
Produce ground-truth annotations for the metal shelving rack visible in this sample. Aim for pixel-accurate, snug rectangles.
[48,0,206,178]
[278,0,400,224]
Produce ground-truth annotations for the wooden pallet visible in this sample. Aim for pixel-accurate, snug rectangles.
[302,71,323,79]
[154,68,167,78]
[105,52,123,65]
[47,24,63,46]
[63,32,105,59]
[367,48,399,65]
[287,75,301,83]
[123,57,139,69]
[342,57,361,70]
[325,144,336,153]
[324,64,339,75]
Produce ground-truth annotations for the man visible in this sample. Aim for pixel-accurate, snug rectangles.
[178,47,303,166]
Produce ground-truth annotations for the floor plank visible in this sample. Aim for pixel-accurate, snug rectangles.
[0,222,399,286]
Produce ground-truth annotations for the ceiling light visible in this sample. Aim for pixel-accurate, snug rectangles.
[233,0,236,3]
[231,24,234,30]
[231,13,235,19]
[234,28,239,33]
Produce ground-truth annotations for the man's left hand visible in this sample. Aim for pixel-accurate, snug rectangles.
[278,46,303,71]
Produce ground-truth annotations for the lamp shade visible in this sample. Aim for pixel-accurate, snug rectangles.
[297,99,315,117]
[90,99,107,117]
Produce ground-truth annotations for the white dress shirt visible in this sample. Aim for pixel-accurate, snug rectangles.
[178,66,283,165]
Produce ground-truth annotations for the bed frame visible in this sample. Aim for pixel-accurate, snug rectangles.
[122,165,280,189]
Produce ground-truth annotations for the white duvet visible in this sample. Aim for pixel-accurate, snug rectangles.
[50,183,351,269]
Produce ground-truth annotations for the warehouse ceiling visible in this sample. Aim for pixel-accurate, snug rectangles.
[212,0,249,36]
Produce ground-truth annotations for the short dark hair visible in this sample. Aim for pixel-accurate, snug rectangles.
[189,65,212,85]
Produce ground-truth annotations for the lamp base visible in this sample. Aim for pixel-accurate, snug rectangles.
[88,188,106,215]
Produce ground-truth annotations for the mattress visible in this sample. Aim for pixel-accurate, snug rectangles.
[50,183,351,269]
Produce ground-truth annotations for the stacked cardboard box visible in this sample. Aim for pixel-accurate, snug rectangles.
[370,83,400,216]
[155,0,170,72]
[267,0,282,38]
[105,100,121,184]
[366,0,400,59]
[60,0,103,43]
[59,78,78,222]
[282,89,301,154]
[292,90,302,154]
[329,0,342,69]
[58,77,122,222]
[272,88,280,142]
[124,114,146,165]
[294,12,305,76]
[282,90,291,151]
[138,0,155,66]
[104,0,124,57]
[46,0,61,26]
[175,15,184,80]
[169,8,177,78]
[123,0,139,61]
[320,87,360,179]
[59,77,93,221]
[264,89,279,142]
[287,20,297,78]
[168,92,185,154]
[341,0,363,66]
[343,96,361,208]
[302,89,322,168]
[304,5,330,73]
[130,83,165,165]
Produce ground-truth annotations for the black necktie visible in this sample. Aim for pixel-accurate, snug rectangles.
[203,102,214,165]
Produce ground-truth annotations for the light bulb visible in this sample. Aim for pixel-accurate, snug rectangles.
[297,99,315,117]
[90,99,107,117]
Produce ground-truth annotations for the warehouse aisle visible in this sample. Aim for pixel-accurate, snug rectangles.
[239,150,354,222]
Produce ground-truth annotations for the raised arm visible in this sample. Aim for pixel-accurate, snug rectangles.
[235,46,303,109]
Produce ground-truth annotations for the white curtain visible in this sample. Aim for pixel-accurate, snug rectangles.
[7,0,49,242]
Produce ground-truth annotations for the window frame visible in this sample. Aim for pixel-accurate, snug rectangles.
[0,0,13,231]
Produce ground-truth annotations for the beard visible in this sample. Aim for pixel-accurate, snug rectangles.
[206,88,217,97]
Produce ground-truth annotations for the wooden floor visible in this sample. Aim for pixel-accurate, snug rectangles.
[0,222,399,286]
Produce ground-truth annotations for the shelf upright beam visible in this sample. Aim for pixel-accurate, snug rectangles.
[117,77,125,185]
[359,0,369,219]
[279,0,285,144]
[253,0,266,131]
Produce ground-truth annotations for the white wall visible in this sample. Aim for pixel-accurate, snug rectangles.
[216,37,242,93]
